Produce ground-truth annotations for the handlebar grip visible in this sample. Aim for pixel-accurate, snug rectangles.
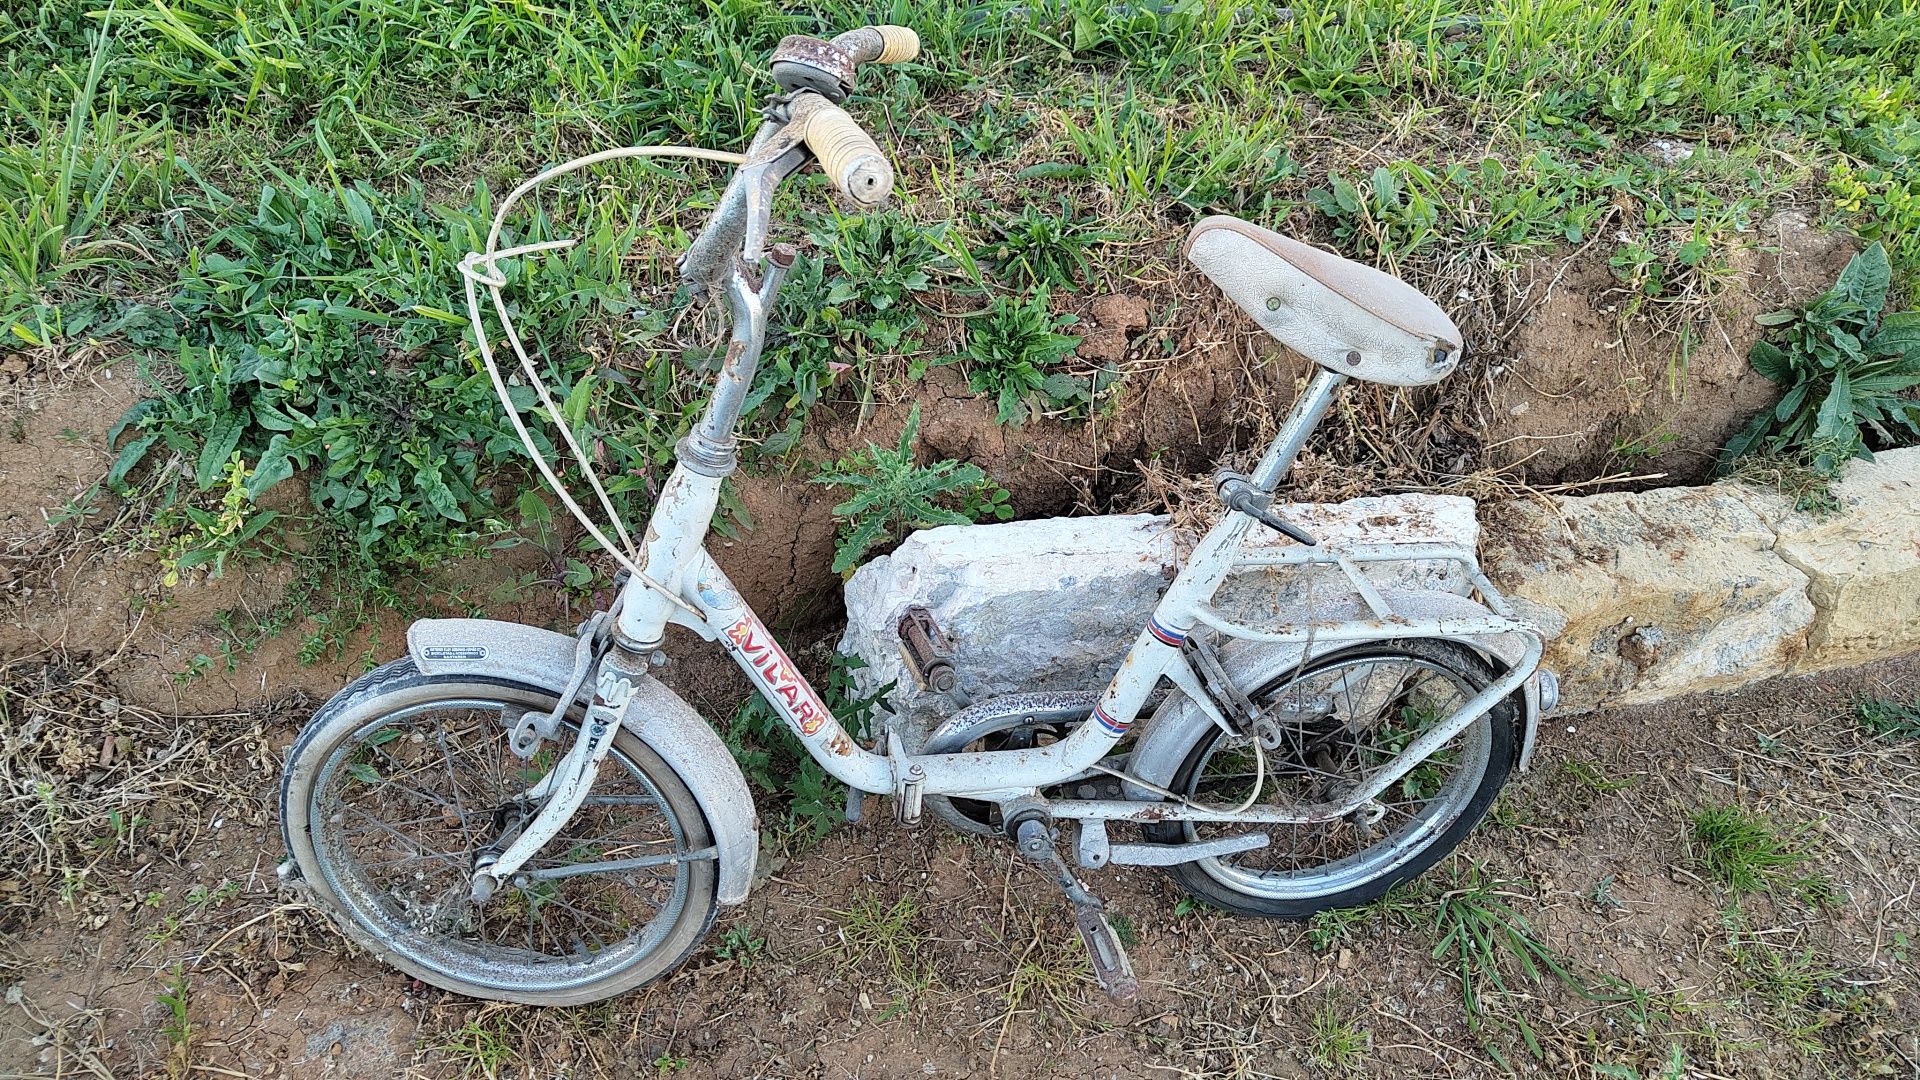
[869,25,920,64]
[794,97,894,207]
[831,24,921,66]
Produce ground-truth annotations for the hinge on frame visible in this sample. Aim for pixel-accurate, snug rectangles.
[1181,632,1264,739]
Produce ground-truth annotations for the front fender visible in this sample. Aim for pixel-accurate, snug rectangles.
[408,619,760,905]
[1127,590,1543,796]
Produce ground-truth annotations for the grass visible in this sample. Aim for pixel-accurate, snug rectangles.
[1688,804,1836,904]
[437,1011,523,1078]
[1561,757,1637,794]
[0,0,1910,609]
[1424,865,1586,1024]
[826,891,935,1001]
[1306,999,1370,1072]
[1721,914,1891,1063]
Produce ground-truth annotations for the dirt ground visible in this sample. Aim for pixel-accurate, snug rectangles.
[3,647,1917,1080]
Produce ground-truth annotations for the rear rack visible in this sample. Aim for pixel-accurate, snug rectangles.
[1191,539,1536,645]
[1158,536,1546,816]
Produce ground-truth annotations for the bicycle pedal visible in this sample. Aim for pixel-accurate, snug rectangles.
[1011,816,1140,1003]
[1072,904,1139,1003]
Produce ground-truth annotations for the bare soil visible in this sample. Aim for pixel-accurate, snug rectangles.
[3,649,1916,1079]
[1483,212,1858,485]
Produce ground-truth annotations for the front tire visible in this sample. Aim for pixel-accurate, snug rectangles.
[1149,639,1518,918]
[280,659,719,1005]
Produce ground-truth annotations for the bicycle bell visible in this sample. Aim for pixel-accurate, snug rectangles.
[770,34,857,102]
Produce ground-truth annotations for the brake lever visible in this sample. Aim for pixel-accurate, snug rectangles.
[1215,471,1318,546]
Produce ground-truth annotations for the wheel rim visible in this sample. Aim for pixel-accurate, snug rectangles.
[1181,654,1492,901]
[307,693,697,995]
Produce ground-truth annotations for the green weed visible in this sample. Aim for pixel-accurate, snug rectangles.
[1719,243,1920,479]
[1689,804,1835,904]
[808,210,950,354]
[983,201,1114,290]
[715,924,765,968]
[157,968,191,1079]
[1596,1043,1688,1080]
[6,0,1919,676]
[1723,917,1888,1062]
[812,404,1012,573]
[1855,696,1920,738]
[943,287,1093,425]
[1308,167,1443,258]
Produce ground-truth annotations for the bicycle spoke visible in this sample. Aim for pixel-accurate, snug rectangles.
[313,694,696,984]
[1185,653,1491,887]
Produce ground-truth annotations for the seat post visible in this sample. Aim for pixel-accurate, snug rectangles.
[1247,368,1347,492]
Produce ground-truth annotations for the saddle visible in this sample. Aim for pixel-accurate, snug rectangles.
[1184,215,1462,387]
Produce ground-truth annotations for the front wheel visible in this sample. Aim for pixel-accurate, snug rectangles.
[1148,639,1519,918]
[280,659,719,1005]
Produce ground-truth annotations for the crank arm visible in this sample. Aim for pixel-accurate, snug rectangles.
[472,669,639,901]
[1015,818,1139,1003]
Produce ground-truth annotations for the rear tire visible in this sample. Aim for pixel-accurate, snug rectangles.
[280,659,719,1005]
[1149,639,1518,918]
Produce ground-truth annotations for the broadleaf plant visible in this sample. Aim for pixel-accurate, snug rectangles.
[812,404,1014,574]
[1718,243,1920,478]
[940,285,1094,425]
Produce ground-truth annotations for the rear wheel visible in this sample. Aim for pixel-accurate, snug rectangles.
[280,659,719,1005]
[1150,639,1518,918]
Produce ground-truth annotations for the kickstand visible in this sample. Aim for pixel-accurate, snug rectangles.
[1013,819,1139,1003]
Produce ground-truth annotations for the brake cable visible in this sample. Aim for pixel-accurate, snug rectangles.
[456,145,746,615]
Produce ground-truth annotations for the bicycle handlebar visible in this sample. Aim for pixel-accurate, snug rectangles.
[766,25,915,206]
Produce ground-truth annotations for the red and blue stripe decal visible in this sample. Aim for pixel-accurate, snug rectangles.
[1147,616,1188,648]
[1092,703,1128,736]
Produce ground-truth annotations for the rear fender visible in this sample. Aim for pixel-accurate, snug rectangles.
[1126,590,1543,796]
[408,618,760,905]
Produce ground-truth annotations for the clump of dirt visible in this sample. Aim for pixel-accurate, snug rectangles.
[1479,215,1857,485]
[1075,292,1154,365]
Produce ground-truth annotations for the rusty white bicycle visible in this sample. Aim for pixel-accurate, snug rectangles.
[278,23,1558,1005]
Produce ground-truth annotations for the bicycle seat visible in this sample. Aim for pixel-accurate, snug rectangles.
[1183,215,1461,387]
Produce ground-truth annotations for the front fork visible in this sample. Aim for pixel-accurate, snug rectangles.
[469,660,642,899]
[469,257,786,897]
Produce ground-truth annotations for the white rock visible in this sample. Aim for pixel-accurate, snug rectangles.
[839,496,1478,736]
[1484,485,1815,711]
[1732,446,1920,672]
[839,514,1177,737]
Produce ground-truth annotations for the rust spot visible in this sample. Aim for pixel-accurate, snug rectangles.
[825,730,855,757]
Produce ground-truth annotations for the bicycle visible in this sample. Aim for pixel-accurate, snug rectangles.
[277,23,1558,1006]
